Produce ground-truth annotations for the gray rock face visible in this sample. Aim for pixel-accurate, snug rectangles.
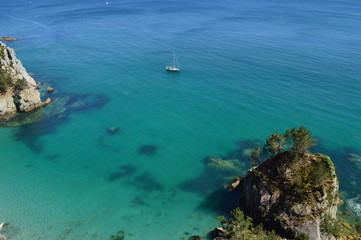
[0,90,16,118]
[0,42,50,119]
[236,151,339,240]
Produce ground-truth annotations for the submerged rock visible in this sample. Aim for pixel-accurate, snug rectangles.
[107,126,120,135]
[235,151,339,239]
[207,155,243,175]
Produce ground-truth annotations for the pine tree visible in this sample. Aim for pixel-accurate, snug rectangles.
[249,146,262,167]
[285,126,317,153]
[265,133,286,156]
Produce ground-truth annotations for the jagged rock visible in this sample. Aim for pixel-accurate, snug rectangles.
[235,151,339,240]
[46,87,55,93]
[210,227,227,240]
[0,42,49,119]
[189,236,202,240]
[227,177,241,191]
[0,36,16,41]
[0,90,16,119]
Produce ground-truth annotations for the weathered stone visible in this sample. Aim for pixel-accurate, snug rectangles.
[210,227,227,239]
[0,42,49,119]
[235,151,339,240]
[227,177,241,191]
[0,90,16,119]
[189,236,202,240]
[1,36,16,41]
[46,87,55,93]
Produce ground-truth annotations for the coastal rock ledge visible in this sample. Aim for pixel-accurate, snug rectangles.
[233,151,339,240]
[0,42,50,119]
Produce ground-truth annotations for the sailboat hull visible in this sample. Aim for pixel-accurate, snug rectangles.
[166,66,180,72]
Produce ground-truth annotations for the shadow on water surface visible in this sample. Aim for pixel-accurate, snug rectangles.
[197,188,242,216]
[3,92,110,153]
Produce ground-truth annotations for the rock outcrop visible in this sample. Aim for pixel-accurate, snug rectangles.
[0,42,50,119]
[234,151,339,240]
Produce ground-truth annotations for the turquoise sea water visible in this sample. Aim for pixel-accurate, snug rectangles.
[0,0,361,239]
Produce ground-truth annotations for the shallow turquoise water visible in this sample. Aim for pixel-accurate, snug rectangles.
[0,0,361,239]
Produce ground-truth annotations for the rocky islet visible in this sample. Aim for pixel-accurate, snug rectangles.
[0,42,51,119]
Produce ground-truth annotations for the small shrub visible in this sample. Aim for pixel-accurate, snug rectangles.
[355,223,361,234]
[14,78,27,90]
[295,233,309,240]
[0,45,5,59]
[220,208,280,240]
[0,67,12,93]
[323,215,342,238]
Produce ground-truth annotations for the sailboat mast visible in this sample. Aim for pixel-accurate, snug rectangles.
[173,51,176,67]
[173,51,180,69]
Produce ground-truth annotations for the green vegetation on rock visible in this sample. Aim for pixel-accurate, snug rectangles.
[249,126,317,167]
[216,127,361,239]
[14,77,28,90]
[219,208,280,240]
[0,67,13,93]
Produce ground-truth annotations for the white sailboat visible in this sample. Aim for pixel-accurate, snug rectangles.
[166,51,180,72]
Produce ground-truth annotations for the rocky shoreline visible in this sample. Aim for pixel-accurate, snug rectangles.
[0,42,51,120]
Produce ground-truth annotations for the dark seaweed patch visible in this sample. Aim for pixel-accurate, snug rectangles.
[7,92,110,153]
[126,172,164,192]
[138,145,158,156]
[108,164,136,182]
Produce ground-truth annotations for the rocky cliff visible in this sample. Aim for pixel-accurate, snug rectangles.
[0,42,50,119]
[232,151,339,239]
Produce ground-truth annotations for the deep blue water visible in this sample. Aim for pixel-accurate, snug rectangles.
[0,0,361,239]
